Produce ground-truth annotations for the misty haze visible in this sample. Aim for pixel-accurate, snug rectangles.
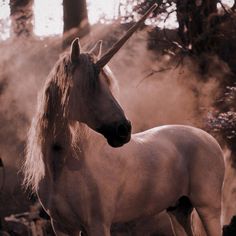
[0,0,236,235]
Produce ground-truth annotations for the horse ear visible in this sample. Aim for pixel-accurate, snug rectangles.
[70,38,81,63]
[90,40,102,59]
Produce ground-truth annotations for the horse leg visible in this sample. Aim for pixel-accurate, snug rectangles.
[167,212,188,236]
[195,206,222,236]
[167,196,194,236]
[192,181,223,236]
[51,219,69,236]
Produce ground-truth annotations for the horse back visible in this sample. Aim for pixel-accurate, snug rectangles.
[137,125,225,199]
[131,125,225,198]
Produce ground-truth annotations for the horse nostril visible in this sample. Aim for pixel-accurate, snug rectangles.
[117,121,131,138]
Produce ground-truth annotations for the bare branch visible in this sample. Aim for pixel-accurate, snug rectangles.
[136,67,173,87]
[162,9,189,53]
[218,0,232,15]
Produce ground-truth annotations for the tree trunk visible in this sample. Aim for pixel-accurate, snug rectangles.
[63,0,90,48]
[176,0,217,53]
[10,0,33,37]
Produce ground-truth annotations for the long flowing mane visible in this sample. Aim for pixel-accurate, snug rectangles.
[23,49,118,192]
[23,52,74,192]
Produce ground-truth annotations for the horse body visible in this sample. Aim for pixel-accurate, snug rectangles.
[37,124,224,235]
[112,125,224,222]
[24,5,225,235]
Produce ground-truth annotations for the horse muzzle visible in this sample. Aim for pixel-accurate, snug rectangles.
[97,120,131,147]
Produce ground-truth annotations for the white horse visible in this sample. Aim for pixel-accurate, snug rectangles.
[23,4,225,236]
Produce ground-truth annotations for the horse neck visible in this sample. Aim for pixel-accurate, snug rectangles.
[42,111,103,158]
[41,116,70,158]
[40,78,71,151]
[41,77,107,162]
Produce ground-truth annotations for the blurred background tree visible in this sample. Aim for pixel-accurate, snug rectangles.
[62,0,90,48]
[120,0,236,161]
[10,0,34,37]
[1,1,236,233]
[2,0,236,177]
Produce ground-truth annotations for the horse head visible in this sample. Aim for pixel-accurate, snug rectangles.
[67,4,157,147]
[67,39,130,147]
